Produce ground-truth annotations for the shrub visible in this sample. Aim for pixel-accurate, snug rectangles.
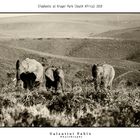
[0,80,140,127]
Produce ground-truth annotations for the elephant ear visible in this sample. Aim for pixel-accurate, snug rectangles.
[45,68,55,81]
[57,69,64,79]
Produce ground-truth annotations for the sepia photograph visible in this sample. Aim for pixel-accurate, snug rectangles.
[0,14,140,127]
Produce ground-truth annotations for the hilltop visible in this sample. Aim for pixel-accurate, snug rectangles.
[1,14,140,38]
[93,26,140,41]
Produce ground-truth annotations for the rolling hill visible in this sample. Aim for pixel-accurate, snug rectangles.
[90,26,140,62]
[0,38,140,89]
[113,71,140,88]
[93,26,140,41]
[0,14,140,88]
[1,38,140,63]
[0,14,140,38]
[0,14,118,38]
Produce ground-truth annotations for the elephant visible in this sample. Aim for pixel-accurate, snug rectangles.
[45,66,65,93]
[16,58,45,90]
[92,63,115,91]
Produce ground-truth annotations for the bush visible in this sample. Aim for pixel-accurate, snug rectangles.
[0,80,140,127]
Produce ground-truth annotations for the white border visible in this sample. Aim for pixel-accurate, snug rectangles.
[0,128,139,140]
[0,0,140,140]
[0,0,140,12]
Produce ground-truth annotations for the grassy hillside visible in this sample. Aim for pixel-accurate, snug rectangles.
[114,71,140,88]
[0,44,140,127]
[1,14,140,38]
[94,27,140,41]
[0,38,140,88]
[1,38,140,63]
[0,14,121,38]
[91,27,140,62]
[126,51,140,63]
[0,52,140,127]
[0,71,140,127]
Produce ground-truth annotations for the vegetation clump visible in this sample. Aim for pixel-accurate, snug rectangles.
[0,80,140,127]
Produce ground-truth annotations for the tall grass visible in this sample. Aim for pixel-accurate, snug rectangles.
[0,80,140,127]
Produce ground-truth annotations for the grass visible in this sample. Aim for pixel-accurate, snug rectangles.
[0,38,140,88]
[113,71,140,89]
[0,37,140,127]
[95,26,140,41]
[0,75,140,127]
[1,38,140,62]
[1,38,140,61]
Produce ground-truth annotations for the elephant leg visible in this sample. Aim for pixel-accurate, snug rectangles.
[45,77,53,91]
[20,73,27,89]
[39,75,46,90]
[29,79,33,90]
[20,73,32,90]
[28,73,36,90]
[23,81,27,89]
[26,79,33,91]
[16,70,21,88]
[60,78,65,92]
[55,80,59,93]
[104,77,111,90]
[103,81,108,91]
[108,76,114,90]
[54,78,65,93]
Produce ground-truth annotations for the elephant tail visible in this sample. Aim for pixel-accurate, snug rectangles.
[16,59,20,82]
[16,59,20,70]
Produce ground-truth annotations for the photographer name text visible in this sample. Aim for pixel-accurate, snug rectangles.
[49,131,92,138]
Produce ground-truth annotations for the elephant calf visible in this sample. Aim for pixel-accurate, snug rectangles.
[92,63,115,91]
[45,66,65,93]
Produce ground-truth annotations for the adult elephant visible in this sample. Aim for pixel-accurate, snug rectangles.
[16,58,45,90]
[92,64,115,91]
[45,66,65,93]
